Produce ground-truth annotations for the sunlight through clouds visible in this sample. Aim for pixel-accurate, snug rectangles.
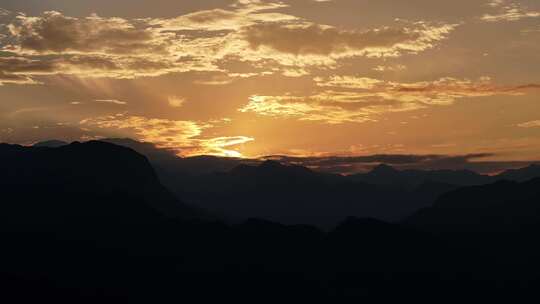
[80,114,254,157]
[0,1,457,83]
[241,77,540,124]
[0,0,539,160]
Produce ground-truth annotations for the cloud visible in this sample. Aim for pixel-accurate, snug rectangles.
[5,11,165,55]
[264,152,537,175]
[0,72,39,85]
[243,22,456,58]
[487,0,505,7]
[0,10,220,81]
[200,136,255,157]
[0,2,457,84]
[240,76,540,123]
[314,76,383,89]
[80,114,254,157]
[372,64,407,72]
[482,2,540,22]
[95,99,128,105]
[267,153,494,167]
[149,1,295,32]
[168,96,186,108]
[517,120,540,128]
[239,94,379,124]
[0,56,54,85]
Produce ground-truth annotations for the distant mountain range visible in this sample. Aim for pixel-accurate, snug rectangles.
[1,139,540,301]
[407,177,540,234]
[33,138,540,185]
[31,139,540,227]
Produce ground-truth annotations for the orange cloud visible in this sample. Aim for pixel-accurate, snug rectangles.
[518,120,540,128]
[482,2,540,22]
[80,114,254,157]
[0,2,457,83]
[240,77,540,124]
[243,22,455,58]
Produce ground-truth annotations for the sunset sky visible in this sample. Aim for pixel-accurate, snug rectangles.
[0,0,539,172]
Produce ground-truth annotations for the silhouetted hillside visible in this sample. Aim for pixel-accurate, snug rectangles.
[406,177,540,234]
[1,141,202,224]
[405,177,540,267]
[30,139,540,227]
[176,160,442,227]
[496,164,540,182]
[350,163,491,188]
[100,138,257,176]
[2,141,540,301]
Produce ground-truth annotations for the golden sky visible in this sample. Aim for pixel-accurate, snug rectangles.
[0,0,539,166]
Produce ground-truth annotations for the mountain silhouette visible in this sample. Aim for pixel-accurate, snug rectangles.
[29,139,540,227]
[496,164,540,182]
[350,164,491,188]
[406,177,540,234]
[405,177,540,268]
[101,137,255,175]
[2,139,540,301]
[174,159,449,227]
[1,141,202,224]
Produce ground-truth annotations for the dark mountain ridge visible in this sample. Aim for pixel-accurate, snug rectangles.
[350,163,492,188]
[33,139,540,185]
[30,139,540,227]
[1,140,540,301]
[406,177,540,234]
[0,141,202,224]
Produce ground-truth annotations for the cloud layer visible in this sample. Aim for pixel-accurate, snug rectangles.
[0,1,457,84]
[240,76,540,123]
[265,153,537,175]
[0,0,539,162]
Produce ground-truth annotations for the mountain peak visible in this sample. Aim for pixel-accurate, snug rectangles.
[259,160,285,169]
[370,163,398,175]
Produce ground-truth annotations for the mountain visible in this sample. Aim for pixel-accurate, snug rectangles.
[350,164,491,188]
[1,141,202,224]
[28,139,540,227]
[175,160,446,227]
[33,140,433,226]
[100,138,256,176]
[406,178,540,235]
[2,140,540,301]
[496,164,540,182]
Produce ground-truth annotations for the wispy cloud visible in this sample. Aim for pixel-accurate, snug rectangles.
[0,1,457,84]
[482,1,540,22]
[240,76,540,124]
[265,152,537,175]
[518,120,540,128]
[167,96,186,108]
[242,21,456,58]
[80,114,253,157]
[95,99,128,105]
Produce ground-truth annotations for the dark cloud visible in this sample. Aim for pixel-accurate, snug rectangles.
[0,56,55,73]
[263,153,538,175]
[0,72,35,85]
[244,23,419,56]
[265,153,491,166]
[7,11,164,55]
[243,21,456,58]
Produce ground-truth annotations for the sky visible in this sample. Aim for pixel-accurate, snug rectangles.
[0,0,539,172]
